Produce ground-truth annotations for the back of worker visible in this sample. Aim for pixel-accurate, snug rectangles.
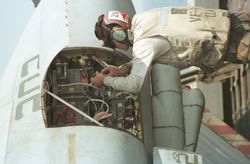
[131,7,231,72]
[92,7,250,93]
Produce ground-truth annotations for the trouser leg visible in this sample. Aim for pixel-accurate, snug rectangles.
[226,12,250,64]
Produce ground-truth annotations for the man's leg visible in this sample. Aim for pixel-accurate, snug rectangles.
[226,12,250,64]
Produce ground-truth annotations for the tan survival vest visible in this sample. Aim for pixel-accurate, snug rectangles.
[131,7,230,72]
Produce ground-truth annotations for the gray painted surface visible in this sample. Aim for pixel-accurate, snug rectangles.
[183,88,205,152]
[140,73,154,159]
[151,64,185,150]
[197,124,250,164]
[5,126,149,164]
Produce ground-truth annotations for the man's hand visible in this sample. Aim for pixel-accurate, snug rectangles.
[101,66,122,77]
[91,72,105,87]
[101,64,130,77]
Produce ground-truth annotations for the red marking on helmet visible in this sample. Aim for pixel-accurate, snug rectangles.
[121,12,127,20]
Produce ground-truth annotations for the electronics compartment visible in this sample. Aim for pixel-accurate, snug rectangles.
[42,48,142,138]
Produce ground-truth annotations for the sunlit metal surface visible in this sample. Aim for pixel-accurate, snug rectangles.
[197,124,250,164]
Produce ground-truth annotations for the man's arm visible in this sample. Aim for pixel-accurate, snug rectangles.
[101,61,132,77]
[104,73,144,93]
[103,37,170,93]
[118,61,132,75]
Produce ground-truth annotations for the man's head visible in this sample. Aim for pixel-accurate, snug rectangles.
[94,11,133,50]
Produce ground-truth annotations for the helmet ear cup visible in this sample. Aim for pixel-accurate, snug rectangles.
[110,28,127,42]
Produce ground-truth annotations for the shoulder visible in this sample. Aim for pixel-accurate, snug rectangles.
[134,37,169,49]
[133,37,170,56]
